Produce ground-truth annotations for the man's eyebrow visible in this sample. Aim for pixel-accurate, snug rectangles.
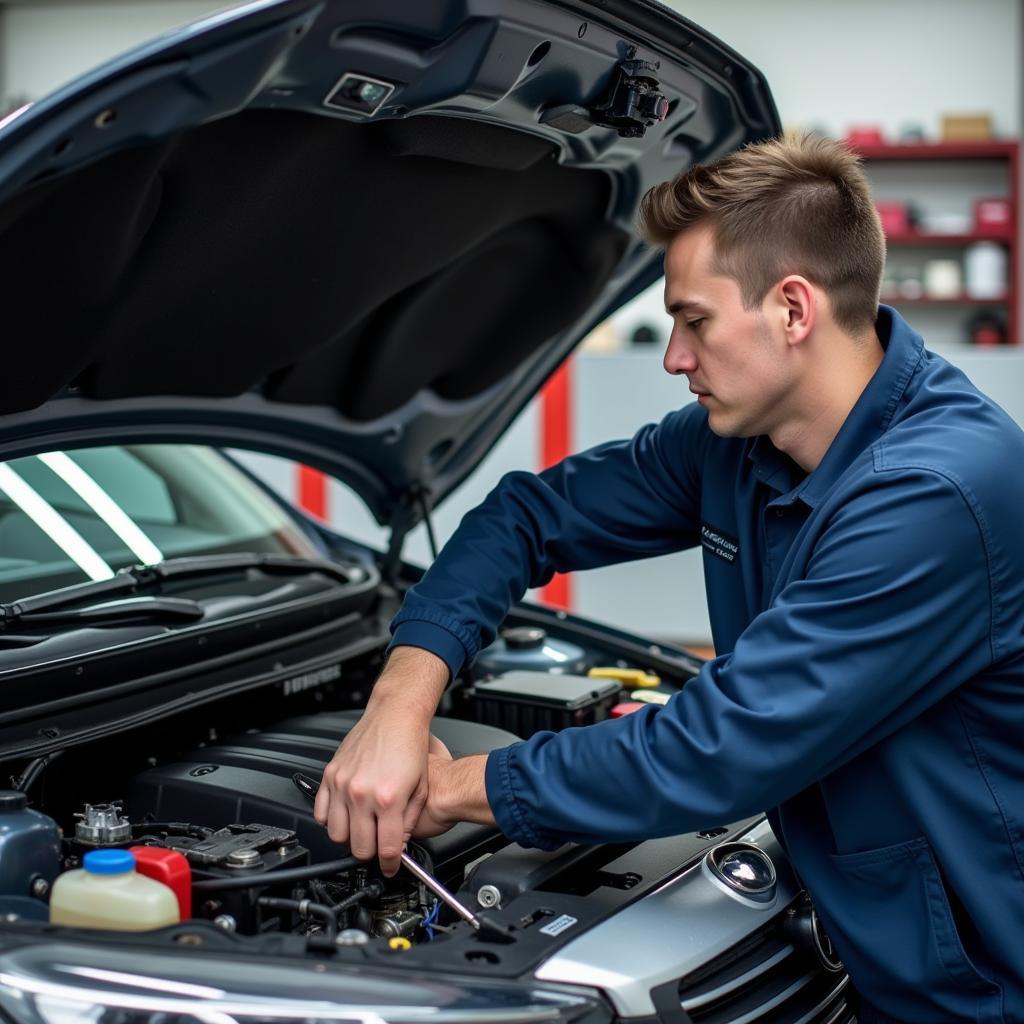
[664,298,708,315]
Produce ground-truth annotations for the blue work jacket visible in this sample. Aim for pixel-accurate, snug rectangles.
[391,307,1024,1022]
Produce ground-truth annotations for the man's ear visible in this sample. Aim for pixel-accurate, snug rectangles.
[777,276,815,346]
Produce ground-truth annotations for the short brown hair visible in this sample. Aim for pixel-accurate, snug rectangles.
[638,133,885,334]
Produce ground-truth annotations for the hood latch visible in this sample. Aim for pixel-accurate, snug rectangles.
[541,47,670,138]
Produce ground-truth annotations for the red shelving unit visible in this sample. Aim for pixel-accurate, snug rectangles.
[880,294,1009,306]
[852,141,1019,345]
[885,232,1011,246]
[855,141,1018,161]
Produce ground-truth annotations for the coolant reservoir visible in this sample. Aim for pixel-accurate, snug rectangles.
[475,627,587,676]
[50,849,180,930]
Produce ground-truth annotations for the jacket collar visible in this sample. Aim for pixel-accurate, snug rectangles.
[747,305,925,507]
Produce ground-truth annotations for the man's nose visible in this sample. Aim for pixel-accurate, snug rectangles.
[663,331,698,376]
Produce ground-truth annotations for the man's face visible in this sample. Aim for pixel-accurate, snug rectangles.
[662,224,795,438]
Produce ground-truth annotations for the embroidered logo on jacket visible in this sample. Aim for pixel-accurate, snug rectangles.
[701,522,739,565]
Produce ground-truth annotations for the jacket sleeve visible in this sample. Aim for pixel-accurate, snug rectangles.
[389,404,707,679]
[485,466,995,849]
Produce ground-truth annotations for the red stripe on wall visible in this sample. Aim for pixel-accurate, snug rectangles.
[297,464,328,520]
[539,359,573,610]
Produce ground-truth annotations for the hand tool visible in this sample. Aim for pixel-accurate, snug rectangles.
[399,849,514,943]
[292,772,515,943]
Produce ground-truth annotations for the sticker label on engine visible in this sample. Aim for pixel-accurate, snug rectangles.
[281,663,342,696]
[539,914,578,937]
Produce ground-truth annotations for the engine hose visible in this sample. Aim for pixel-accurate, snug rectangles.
[257,896,337,941]
[12,750,64,793]
[332,880,384,914]
[192,855,361,892]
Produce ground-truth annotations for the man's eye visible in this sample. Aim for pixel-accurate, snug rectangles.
[686,318,705,330]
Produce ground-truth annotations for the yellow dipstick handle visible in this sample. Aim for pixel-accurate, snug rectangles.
[589,666,661,689]
[389,937,412,951]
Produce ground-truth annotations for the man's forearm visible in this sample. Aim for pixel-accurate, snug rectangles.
[368,645,449,718]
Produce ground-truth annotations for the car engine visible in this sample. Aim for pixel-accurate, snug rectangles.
[114,711,519,944]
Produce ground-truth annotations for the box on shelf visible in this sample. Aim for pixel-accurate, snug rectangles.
[875,201,911,235]
[974,198,1013,236]
[940,114,993,142]
[845,126,885,148]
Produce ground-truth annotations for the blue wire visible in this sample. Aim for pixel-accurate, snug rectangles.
[423,899,440,940]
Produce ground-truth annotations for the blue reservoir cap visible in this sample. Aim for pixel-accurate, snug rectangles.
[83,849,135,875]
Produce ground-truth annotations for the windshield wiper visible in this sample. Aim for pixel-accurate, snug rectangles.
[0,553,360,629]
[2,596,205,629]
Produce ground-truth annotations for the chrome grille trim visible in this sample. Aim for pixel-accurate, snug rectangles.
[681,943,796,1011]
[685,959,852,1024]
[791,976,850,1024]
[696,972,817,1024]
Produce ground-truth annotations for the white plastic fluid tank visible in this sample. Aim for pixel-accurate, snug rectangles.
[964,241,1007,299]
[49,848,179,930]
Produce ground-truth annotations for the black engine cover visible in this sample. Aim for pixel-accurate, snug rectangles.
[128,712,520,874]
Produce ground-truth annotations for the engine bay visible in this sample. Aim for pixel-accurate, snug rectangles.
[0,616,729,973]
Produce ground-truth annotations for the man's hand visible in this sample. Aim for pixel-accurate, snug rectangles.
[313,646,448,876]
[413,735,456,839]
[413,750,496,839]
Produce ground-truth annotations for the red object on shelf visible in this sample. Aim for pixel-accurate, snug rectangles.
[129,847,192,919]
[845,127,885,148]
[876,201,910,236]
[974,198,1013,236]
[972,325,1004,347]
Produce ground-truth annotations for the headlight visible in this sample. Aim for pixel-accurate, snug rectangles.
[0,942,609,1024]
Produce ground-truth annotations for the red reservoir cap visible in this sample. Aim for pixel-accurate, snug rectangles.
[129,847,191,919]
[610,702,647,718]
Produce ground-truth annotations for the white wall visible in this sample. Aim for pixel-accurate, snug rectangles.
[0,2,226,104]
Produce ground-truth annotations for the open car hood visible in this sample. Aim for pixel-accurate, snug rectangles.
[0,0,778,530]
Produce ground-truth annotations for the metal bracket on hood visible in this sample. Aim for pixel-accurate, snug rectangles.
[540,47,669,139]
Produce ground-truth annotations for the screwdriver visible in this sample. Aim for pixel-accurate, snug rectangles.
[399,849,514,943]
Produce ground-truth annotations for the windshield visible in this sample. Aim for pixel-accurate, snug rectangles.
[0,445,320,602]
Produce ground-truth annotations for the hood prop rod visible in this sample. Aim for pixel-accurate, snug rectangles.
[383,485,438,584]
[417,489,439,561]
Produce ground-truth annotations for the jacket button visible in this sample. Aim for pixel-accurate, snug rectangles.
[774,507,785,517]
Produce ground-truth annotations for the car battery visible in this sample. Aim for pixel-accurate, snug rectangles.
[467,671,621,735]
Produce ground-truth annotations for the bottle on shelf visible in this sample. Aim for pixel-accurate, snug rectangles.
[964,241,1008,299]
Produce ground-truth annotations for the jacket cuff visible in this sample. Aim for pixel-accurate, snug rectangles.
[388,621,467,683]
[485,746,563,851]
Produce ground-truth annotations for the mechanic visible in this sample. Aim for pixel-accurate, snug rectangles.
[315,134,1024,1023]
